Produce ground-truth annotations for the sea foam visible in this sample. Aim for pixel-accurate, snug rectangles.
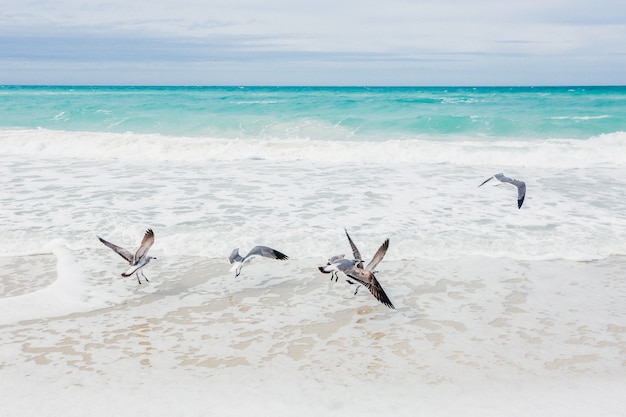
[2,129,626,168]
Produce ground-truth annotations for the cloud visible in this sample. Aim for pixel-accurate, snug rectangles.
[1,0,625,85]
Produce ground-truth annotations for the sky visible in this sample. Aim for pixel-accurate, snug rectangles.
[1,0,625,86]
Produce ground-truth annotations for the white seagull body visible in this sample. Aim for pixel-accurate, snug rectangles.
[98,229,156,284]
[479,172,526,209]
[318,254,361,282]
[228,245,289,277]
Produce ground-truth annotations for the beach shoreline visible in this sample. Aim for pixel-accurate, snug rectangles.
[2,257,623,379]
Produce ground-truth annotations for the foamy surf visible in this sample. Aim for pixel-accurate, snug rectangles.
[1,86,625,417]
[2,129,626,167]
[0,240,107,324]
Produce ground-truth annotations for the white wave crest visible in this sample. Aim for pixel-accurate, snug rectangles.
[1,129,626,168]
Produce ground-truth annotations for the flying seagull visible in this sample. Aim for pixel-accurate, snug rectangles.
[318,228,366,282]
[228,245,289,277]
[98,229,156,284]
[479,172,526,209]
[320,229,394,309]
[318,254,361,282]
[343,238,394,309]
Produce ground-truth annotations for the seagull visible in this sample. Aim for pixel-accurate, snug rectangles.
[479,172,526,209]
[318,228,366,281]
[321,229,394,309]
[98,229,156,284]
[318,254,361,282]
[228,245,289,277]
[343,237,394,309]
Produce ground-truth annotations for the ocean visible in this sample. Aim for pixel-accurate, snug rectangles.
[1,86,625,416]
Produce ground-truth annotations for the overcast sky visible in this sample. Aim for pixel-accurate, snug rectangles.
[1,0,625,85]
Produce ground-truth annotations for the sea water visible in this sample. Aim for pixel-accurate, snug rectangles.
[0,86,625,416]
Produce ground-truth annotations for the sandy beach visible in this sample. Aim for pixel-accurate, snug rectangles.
[1,255,624,416]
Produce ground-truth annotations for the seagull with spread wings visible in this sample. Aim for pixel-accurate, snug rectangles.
[98,228,156,284]
[318,254,361,282]
[228,245,289,277]
[479,172,526,209]
[320,229,394,309]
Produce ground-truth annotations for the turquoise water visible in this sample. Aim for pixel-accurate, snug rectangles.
[1,85,625,139]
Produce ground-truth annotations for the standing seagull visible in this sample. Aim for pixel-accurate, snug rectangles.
[98,229,156,284]
[228,245,289,277]
[479,172,526,209]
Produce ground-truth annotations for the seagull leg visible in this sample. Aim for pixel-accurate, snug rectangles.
[136,272,142,285]
[345,280,360,295]
[141,270,150,283]
[343,280,358,295]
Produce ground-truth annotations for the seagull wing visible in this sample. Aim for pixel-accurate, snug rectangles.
[328,254,346,263]
[98,236,134,263]
[497,175,526,209]
[228,248,242,264]
[335,258,357,272]
[344,229,363,268]
[344,267,395,309]
[515,181,526,208]
[478,175,497,187]
[134,229,155,260]
[320,255,349,273]
[365,238,389,271]
[246,246,289,261]
[480,173,526,208]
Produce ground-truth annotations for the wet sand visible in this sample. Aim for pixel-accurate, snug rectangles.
[1,256,625,416]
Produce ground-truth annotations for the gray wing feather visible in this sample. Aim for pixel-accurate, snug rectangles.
[246,246,289,261]
[498,174,526,208]
[480,173,526,208]
[344,229,363,268]
[478,175,496,187]
[344,267,395,309]
[134,229,154,260]
[365,238,389,271]
[516,181,526,208]
[228,248,242,264]
[98,236,133,263]
[328,254,346,263]
[335,258,357,272]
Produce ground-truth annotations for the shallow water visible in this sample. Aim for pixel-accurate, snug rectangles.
[1,255,625,416]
